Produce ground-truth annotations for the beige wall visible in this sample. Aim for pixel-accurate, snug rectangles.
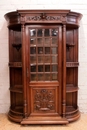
[0,0,87,113]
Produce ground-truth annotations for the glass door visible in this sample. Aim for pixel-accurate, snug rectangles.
[27,25,62,115]
[29,28,59,82]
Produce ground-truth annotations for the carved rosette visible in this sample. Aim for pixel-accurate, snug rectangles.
[33,89,55,112]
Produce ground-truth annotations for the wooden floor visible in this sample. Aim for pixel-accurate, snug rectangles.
[0,114,87,130]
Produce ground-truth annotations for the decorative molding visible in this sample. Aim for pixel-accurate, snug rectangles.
[9,62,22,67]
[66,62,79,67]
[26,14,66,22]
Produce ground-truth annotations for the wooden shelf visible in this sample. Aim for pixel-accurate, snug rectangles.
[10,106,23,115]
[66,62,79,67]
[66,84,78,93]
[66,106,78,114]
[10,86,23,93]
[66,86,78,93]
[9,62,22,68]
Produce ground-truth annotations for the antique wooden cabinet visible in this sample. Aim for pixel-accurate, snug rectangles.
[4,10,82,124]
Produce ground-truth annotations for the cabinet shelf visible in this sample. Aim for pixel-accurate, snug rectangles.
[66,62,79,67]
[66,106,78,114]
[9,62,22,68]
[10,86,23,93]
[66,86,79,93]
[10,106,23,115]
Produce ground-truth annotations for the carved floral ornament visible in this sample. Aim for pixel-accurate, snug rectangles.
[26,13,67,22]
[34,89,55,111]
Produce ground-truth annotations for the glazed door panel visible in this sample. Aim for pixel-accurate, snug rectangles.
[26,25,62,116]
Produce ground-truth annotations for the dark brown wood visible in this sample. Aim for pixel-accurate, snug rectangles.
[4,10,82,125]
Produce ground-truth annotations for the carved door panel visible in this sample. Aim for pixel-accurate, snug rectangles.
[26,25,62,116]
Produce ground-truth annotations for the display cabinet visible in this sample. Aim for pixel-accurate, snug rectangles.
[4,10,82,124]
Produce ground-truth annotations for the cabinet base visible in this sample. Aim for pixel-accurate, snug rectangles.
[8,110,80,124]
[21,116,69,125]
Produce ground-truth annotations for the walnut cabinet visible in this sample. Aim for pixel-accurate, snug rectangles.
[4,10,82,124]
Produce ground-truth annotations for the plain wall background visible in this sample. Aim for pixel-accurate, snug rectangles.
[0,0,87,113]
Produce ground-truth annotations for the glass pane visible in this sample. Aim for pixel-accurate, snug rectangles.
[45,38,50,45]
[52,65,58,72]
[30,29,36,37]
[45,74,50,81]
[38,47,43,54]
[30,47,36,54]
[38,56,44,63]
[38,74,43,81]
[30,56,36,64]
[31,74,37,81]
[52,74,58,81]
[37,38,43,45]
[51,47,57,54]
[51,29,58,36]
[52,56,57,63]
[52,38,58,45]
[37,29,43,37]
[44,56,51,63]
[31,65,36,72]
[38,65,43,72]
[45,65,50,72]
[30,38,36,45]
[45,47,50,54]
[44,29,50,36]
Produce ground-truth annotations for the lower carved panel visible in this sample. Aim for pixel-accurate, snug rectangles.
[31,87,58,114]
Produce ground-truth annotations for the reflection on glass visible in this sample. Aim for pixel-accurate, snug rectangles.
[45,74,50,81]
[44,29,50,36]
[38,56,44,63]
[30,38,36,45]
[45,65,50,72]
[37,38,43,45]
[30,47,36,54]
[52,74,58,81]
[31,74,36,81]
[38,65,43,72]
[51,47,57,54]
[52,65,58,72]
[31,66,36,72]
[44,56,51,63]
[45,38,50,45]
[45,47,50,54]
[30,56,36,63]
[30,29,36,37]
[51,29,58,36]
[52,38,58,45]
[52,56,57,63]
[38,74,43,81]
[38,47,43,54]
[37,29,43,37]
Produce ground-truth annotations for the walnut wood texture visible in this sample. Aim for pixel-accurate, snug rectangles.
[4,10,82,125]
